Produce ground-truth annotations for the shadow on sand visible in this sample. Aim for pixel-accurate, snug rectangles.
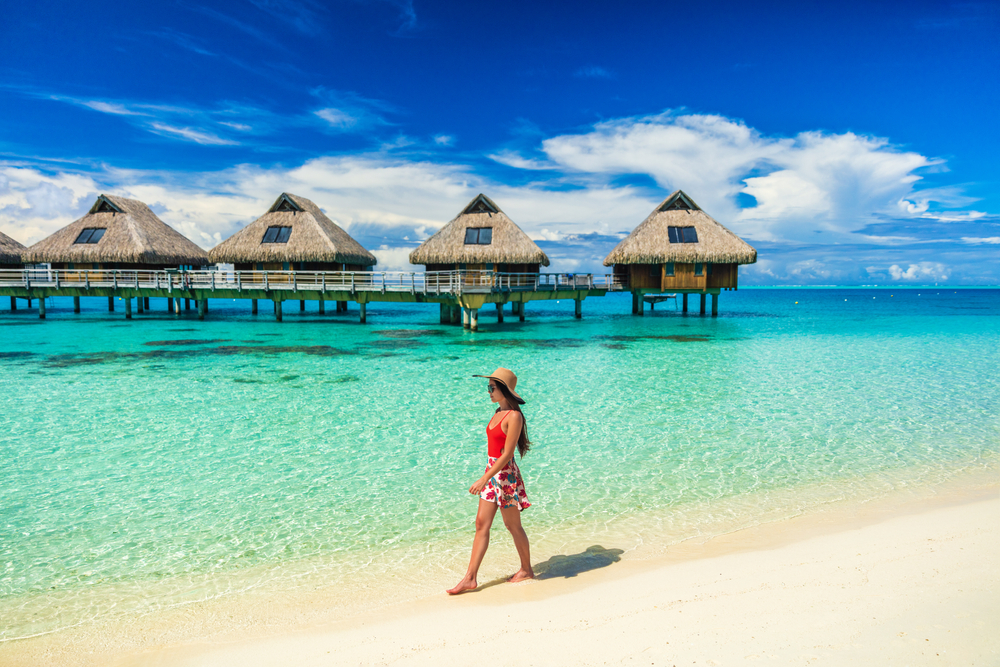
[471,545,625,593]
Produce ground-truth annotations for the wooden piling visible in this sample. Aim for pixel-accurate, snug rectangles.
[198,299,207,320]
[440,303,448,323]
[73,296,80,313]
[575,298,582,319]
[9,296,15,311]
[338,300,347,312]
[450,304,460,324]
[143,297,150,310]
[251,299,258,314]
[519,302,525,322]
[632,292,639,314]
[700,294,706,315]
[318,299,325,314]
[359,302,366,324]
[166,297,173,313]
[38,298,46,319]
[682,294,688,313]
[711,293,718,317]
[185,299,190,311]
[470,308,479,331]
[300,300,305,311]
[274,300,283,322]
[637,295,644,316]
[173,298,180,315]
[462,307,470,329]
[125,298,132,320]
[497,302,504,323]
[137,297,144,314]
[108,296,114,312]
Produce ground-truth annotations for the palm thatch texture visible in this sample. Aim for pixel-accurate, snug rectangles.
[603,191,757,266]
[0,230,27,265]
[208,193,377,268]
[408,194,550,268]
[23,195,209,267]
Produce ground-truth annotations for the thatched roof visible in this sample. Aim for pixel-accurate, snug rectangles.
[208,193,377,266]
[603,191,757,266]
[409,194,550,267]
[0,230,27,265]
[23,195,208,266]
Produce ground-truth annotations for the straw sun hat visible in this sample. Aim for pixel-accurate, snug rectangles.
[472,367,525,404]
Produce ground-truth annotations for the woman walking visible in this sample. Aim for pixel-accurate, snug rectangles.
[447,367,533,595]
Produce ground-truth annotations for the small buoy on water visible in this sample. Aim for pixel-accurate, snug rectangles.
[795,301,798,304]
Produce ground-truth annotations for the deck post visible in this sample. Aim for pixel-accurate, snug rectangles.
[440,303,448,324]
[300,299,305,312]
[632,291,639,314]
[711,293,718,317]
[359,302,366,324]
[137,297,144,314]
[461,307,470,329]
[144,297,149,310]
[174,298,180,315]
[185,299,191,311]
[166,297,173,313]
[251,299,258,315]
[73,296,80,313]
[38,297,46,319]
[519,301,525,322]
[575,298,582,319]
[275,300,283,322]
[497,302,504,323]
[450,304,460,324]
[10,296,16,311]
[700,294,706,315]
[318,299,325,314]
[198,299,207,320]
[470,308,479,332]
[125,297,132,320]
[338,300,347,312]
[682,293,688,313]
[27,297,32,307]
[108,296,114,312]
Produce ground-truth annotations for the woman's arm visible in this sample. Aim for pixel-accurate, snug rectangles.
[469,411,523,495]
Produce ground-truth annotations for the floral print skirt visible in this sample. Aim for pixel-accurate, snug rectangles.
[480,456,531,511]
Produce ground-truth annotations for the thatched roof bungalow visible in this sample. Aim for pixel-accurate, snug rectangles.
[409,194,549,273]
[604,190,756,293]
[208,193,376,271]
[23,194,208,269]
[0,230,27,268]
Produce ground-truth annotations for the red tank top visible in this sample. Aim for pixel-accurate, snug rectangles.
[487,411,513,457]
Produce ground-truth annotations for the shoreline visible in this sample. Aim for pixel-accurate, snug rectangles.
[2,467,996,666]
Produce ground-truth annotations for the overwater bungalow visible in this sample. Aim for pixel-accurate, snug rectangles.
[603,190,756,316]
[409,194,550,275]
[24,194,208,271]
[209,193,377,272]
[0,230,26,268]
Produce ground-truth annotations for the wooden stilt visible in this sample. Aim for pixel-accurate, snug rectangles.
[359,302,366,323]
[9,296,15,311]
[711,293,718,317]
[166,297,173,313]
[575,298,582,319]
[251,299,258,314]
[109,296,114,312]
[440,303,448,324]
[203,300,208,313]
[632,291,639,314]
[700,294,706,315]
[638,294,644,316]
[462,307,470,329]
[185,299,190,311]
[198,299,207,320]
[519,302,525,322]
[300,299,305,311]
[143,297,149,310]
[174,297,180,315]
[338,300,347,312]
[275,300,283,322]
[137,297,144,314]
[318,299,325,314]
[682,293,689,313]
[73,296,80,313]
[497,302,504,323]
[450,304,460,324]
[27,298,32,307]
[125,298,132,320]
[38,297,46,319]
[470,308,479,331]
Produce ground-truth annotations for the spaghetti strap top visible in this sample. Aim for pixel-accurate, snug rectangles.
[487,410,512,457]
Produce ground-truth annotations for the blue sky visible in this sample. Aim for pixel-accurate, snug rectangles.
[1,0,998,284]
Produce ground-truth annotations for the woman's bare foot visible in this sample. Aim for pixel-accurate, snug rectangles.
[446,576,478,595]
[507,567,534,583]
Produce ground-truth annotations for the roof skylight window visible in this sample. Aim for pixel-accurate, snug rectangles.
[667,226,698,244]
[262,226,292,243]
[464,228,493,245]
[73,228,106,244]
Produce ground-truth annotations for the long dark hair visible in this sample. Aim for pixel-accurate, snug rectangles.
[494,382,531,459]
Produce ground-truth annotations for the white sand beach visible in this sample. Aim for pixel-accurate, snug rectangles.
[44,489,987,666]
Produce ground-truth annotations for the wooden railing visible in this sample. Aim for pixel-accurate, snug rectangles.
[0,269,625,294]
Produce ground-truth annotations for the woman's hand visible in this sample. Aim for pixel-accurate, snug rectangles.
[469,477,488,496]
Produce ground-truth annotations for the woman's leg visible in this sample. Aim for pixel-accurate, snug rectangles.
[500,505,534,582]
[447,499,498,595]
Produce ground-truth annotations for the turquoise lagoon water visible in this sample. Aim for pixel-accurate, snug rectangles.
[1,288,998,640]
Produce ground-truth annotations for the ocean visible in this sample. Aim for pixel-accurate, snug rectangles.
[1,287,997,642]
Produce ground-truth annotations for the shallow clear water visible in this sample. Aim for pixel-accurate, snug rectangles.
[1,288,998,639]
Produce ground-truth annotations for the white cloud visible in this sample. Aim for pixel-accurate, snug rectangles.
[961,236,1000,244]
[887,262,950,281]
[489,151,558,170]
[78,100,145,116]
[315,108,360,131]
[149,122,239,146]
[433,134,454,146]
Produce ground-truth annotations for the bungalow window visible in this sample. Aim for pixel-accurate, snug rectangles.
[664,262,675,276]
[262,226,292,243]
[464,227,493,245]
[667,226,698,244]
[695,263,704,276]
[73,228,106,244]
